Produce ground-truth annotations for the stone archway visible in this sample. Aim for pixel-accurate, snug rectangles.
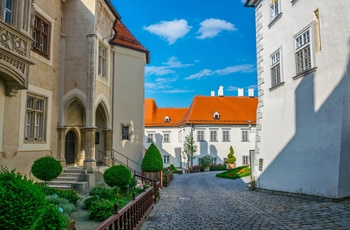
[95,102,112,166]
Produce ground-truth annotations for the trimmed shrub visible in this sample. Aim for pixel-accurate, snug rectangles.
[226,146,236,164]
[89,199,114,222]
[38,183,80,206]
[0,167,47,230]
[34,204,69,230]
[31,156,63,183]
[103,165,132,190]
[169,164,178,173]
[142,143,163,172]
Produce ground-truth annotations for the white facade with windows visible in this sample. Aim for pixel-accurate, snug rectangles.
[246,0,350,199]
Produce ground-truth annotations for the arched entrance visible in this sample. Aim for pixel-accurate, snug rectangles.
[65,130,76,164]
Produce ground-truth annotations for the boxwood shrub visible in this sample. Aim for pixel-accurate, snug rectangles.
[31,156,62,183]
[142,143,163,172]
[103,165,132,190]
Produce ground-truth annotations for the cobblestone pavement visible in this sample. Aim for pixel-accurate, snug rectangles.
[140,172,350,230]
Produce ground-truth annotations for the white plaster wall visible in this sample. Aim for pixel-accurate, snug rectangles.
[254,0,350,198]
[112,47,146,173]
[0,79,4,152]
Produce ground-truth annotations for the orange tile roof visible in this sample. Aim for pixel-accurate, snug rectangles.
[145,96,258,127]
[110,19,150,63]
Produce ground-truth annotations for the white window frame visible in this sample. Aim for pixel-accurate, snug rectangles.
[163,155,170,164]
[178,130,182,143]
[294,26,314,75]
[98,43,107,78]
[147,133,154,143]
[271,49,282,87]
[242,155,249,165]
[25,95,46,142]
[222,130,230,142]
[270,0,281,21]
[210,130,217,142]
[242,130,249,142]
[163,132,170,143]
[197,130,205,142]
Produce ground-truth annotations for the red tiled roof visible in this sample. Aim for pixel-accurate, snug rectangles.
[110,19,150,63]
[145,96,258,127]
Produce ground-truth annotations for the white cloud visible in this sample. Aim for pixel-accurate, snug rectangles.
[196,18,237,39]
[227,86,240,92]
[162,89,195,94]
[146,57,192,77]
[241,0,246,4]
[184,64,255,80]
[145,77,177,90]
[143,19,192,44]
[184,69,214,80]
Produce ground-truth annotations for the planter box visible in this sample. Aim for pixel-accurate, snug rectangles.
[226,163,236,170]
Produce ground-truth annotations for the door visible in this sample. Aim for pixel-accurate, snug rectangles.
[65,131,76,164]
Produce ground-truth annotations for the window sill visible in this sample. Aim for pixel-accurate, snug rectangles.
[269,81,285,91]
[293,67,318,80]
[268,13,283,28]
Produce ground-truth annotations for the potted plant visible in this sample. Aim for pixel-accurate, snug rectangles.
[199,155,213,172]
[226,146,236,169]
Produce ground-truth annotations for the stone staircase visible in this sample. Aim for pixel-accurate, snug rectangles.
[47,167,89,193]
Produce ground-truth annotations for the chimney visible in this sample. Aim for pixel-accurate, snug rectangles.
[218,86,224,97]
[248,88,254,97]
[238,88,244,96]
[211,91,215,96]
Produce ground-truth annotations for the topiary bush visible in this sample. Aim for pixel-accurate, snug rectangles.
[226,146,236,164]
[142,143,163,172]
[31,156,63,183]
[0,167,47,230]
[103,165,132,190]
[169,164,178,173]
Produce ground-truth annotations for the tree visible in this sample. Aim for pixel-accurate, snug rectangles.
[142,143,163,172]
[182,133,198,169]
[31,156,63,183]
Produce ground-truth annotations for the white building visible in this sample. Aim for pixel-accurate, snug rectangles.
[145,87,257,168]
[245,0,350,198]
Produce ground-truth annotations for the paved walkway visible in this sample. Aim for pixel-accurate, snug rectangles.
[140,172,350,230]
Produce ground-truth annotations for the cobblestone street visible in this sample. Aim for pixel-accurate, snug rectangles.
[140,172,350,230]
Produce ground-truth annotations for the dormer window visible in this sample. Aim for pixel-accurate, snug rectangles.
[213,111,220,120]
[164,116,170,122]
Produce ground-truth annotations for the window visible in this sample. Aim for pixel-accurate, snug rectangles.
[164,116,170,122]
[178,130,182,142]
[223,130,230,142]
[32,13,51,59]
[197,130,204,142]
[25,95,46,141]
[270,0,280,21]
[210,130,217,142]
[271,49,281,87]
[121,126,129,140]
[242,130,249,142]
[163,155,170,164]
[213,111,220,120]
[212,157,217,165]
[163,133,170,143]
[4,0,14,24]
[295,27,313,75]
[147,133,154,143]
[243,155,249,165]
[98,43,107,77]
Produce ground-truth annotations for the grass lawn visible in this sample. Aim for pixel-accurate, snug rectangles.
[216,166,250,179]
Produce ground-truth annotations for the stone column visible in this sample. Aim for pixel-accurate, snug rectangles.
[103,129,113,166]
[86,33,97,127]
[82,127,97,173]
[57,127,68,166]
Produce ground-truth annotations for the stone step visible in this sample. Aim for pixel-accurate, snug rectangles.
[47,184,72,190]
[55,176,80,182]
[47,181,89,193]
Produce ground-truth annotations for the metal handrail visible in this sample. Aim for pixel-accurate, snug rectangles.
[97,150,142,175]
[112,149,141,168]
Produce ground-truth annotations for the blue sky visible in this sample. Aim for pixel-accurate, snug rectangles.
[112,0,256,108]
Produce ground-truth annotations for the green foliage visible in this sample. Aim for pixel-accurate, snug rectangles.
[38,183,80,206]
[31,156,62,183]
[199,155,213,168]
[142,143,164,172]
[169,164,178,173]
[226,146,236,164]
[46,195,76,215]
[210,164,227,171]
[0,167,47,230]
[88,199,114,222]
[34,204,69,230]
[83,196,100,210]
[90,185,116,200]
[182,134,198,169]
[216,166,251,179]
[103,165,132,189]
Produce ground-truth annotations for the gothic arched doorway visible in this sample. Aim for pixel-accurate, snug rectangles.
[65,131,76,164]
